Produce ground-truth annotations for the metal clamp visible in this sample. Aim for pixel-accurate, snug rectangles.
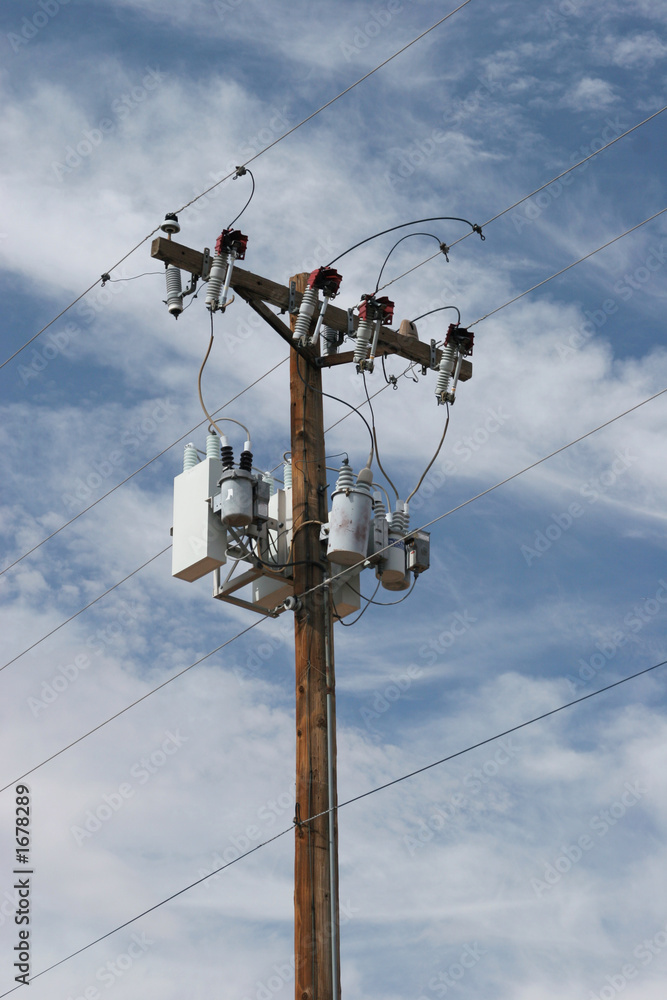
[201,247,211,280]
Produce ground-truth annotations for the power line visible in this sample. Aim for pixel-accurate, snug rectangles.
[0,546,171,673]
[3,654,663,997]
[469,206,667,325]
[6,384,664,793]
[0,357,288,577]
[1,366,391,674]
[0,2,473,371]
[300,385,667,602]
[0,617,265,794]
[377,104,667,293]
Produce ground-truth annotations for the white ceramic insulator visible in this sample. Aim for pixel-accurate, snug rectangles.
[206,254,226,311]
[402,501,410,534]
[334,462,355,491]
[292,286,319,342]
[206,433,220,460]
[435,343,457,400]
[166,265,183,317]
[353,318,373,365]
[373,492,387,519]
[183,443,198,471]
[283,460,292,490]
[263,471,275,495]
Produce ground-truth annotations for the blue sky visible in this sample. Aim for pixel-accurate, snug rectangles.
[0,1,666,998]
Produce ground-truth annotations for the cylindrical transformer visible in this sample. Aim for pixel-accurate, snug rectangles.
[378,532,410,590]
[327,464,373,565]
[218,468,254,527]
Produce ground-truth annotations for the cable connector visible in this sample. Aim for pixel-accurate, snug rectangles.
[472,224,485,241]
[439,242,450,262]
[100,273,111,287]
[233,165,247,179]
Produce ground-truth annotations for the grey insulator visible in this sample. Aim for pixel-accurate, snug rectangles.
[166,265,183,317]
[183,443,198,472]
[205,254,226,311]
[435,343,457,402]
[292,285,319,342]
[353,318,373,365]
[206,433,221,461]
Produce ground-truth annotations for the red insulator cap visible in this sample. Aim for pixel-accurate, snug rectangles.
[215,228,248,258]
[307,266,343,296]
[359,294,395,325]
[444,324,474,356]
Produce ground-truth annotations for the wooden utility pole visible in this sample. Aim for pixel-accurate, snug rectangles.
[151,236,473,999]
[289,273,340,1000]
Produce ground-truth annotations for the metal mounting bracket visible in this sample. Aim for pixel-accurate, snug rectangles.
[347,308,356,338]
[423,338,438,375]
[288,280,298,315]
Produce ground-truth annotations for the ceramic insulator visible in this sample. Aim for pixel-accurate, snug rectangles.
[435,343,457,401]
[292,285,319,342]
[353,318,373,365]
[166,265,183,317]
[205,254,226,311]
[183,443,198,471]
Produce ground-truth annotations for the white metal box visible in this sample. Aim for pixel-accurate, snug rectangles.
[172,457,227,581]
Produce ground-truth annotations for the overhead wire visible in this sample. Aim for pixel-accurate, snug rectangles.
[376,104,667,294]
[0,618,265,794]
[6,384,664,785]
[326,216,481,269]
[1,373,396,674]
[297,385,667,603]
[406,402,450,503]
[469,205,667,326]
[0,546,171,673]
[4,653,665,996]
[361,371,399,498]
[12,190,656,581]
[0,355,288,576]
[374,232,445,294]
[0,1,474,371]
[198,314,252,442]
